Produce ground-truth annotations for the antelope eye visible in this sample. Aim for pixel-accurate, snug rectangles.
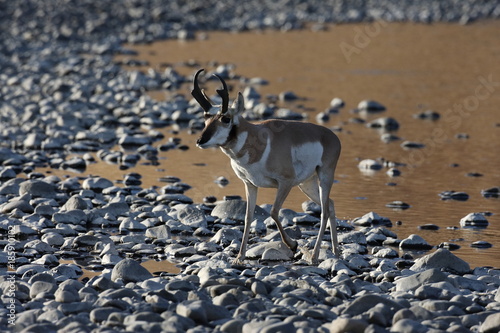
[221,116,231,124]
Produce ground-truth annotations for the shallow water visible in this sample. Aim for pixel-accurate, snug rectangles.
[107,22,500,268]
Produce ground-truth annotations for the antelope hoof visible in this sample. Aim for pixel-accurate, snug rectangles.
[233,254,246,265]
[299,247,318,265]
[286,239,298,252]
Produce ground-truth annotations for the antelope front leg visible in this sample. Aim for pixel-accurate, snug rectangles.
[271,184,297,251]
[235,182,258,264]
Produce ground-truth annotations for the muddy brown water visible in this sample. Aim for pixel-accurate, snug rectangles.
[68,21,500,270]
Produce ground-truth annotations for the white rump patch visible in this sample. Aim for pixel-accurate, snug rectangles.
[291,142,323,181]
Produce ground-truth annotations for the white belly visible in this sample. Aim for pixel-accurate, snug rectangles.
[231,159,278,188]
[229,141,324,188]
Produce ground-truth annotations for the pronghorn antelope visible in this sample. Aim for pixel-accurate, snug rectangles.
[192,69,341,264]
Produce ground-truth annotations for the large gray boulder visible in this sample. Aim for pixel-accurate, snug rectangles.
[111,259,153,283]
[410,249,470,274]
[395,268,450,292]
[211,200,269,222]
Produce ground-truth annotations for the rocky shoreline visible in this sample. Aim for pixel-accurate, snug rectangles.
[1,174,499,332]
[1,1,500,332]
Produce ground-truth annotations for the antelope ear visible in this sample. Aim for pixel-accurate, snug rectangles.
[231,92,245,115]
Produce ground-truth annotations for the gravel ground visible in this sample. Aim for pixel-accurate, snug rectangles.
[0,1,500,333]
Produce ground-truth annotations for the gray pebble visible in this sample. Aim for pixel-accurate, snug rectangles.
[111,258,153,282]
[29,280,57,299]
[19,180,57,199]
[395,268,450,292]
[357,100,386,113]
[366,117,399,131]
[399,234,433,250]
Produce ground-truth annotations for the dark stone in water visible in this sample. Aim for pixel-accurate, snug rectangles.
[159,176,182,183]
[460,213,488,228]
[366,117,400,131]
[223,195,242,201]
[418,224,439,230]
[401,141,425,149]
[466,172,483,177]
[386,201,410,210]
[470,241,492,249]
[481,187,499,198]
[203,196,217,204]
[413,110,440,120]
[439,191,469,201]
[438,242,461,251]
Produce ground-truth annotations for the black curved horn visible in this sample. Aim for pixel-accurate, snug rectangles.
[191,69,212,112]
[214,74,229,115]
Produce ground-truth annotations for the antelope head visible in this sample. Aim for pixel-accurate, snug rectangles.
[192,69,244,149]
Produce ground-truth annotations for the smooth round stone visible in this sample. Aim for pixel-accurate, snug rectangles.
[470,241,492,248]
[19,180,57,198]
[366,117,399,131]
[30,281,57,299]
[1,199,34,214]
[111,258,153,283]
[52,209,87,225]
[357,159,383,170]
[61,195,89,211]
[357,100,386,112]
[90,307,122,323]
[82,177,114,191]
[399,234,433,250]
